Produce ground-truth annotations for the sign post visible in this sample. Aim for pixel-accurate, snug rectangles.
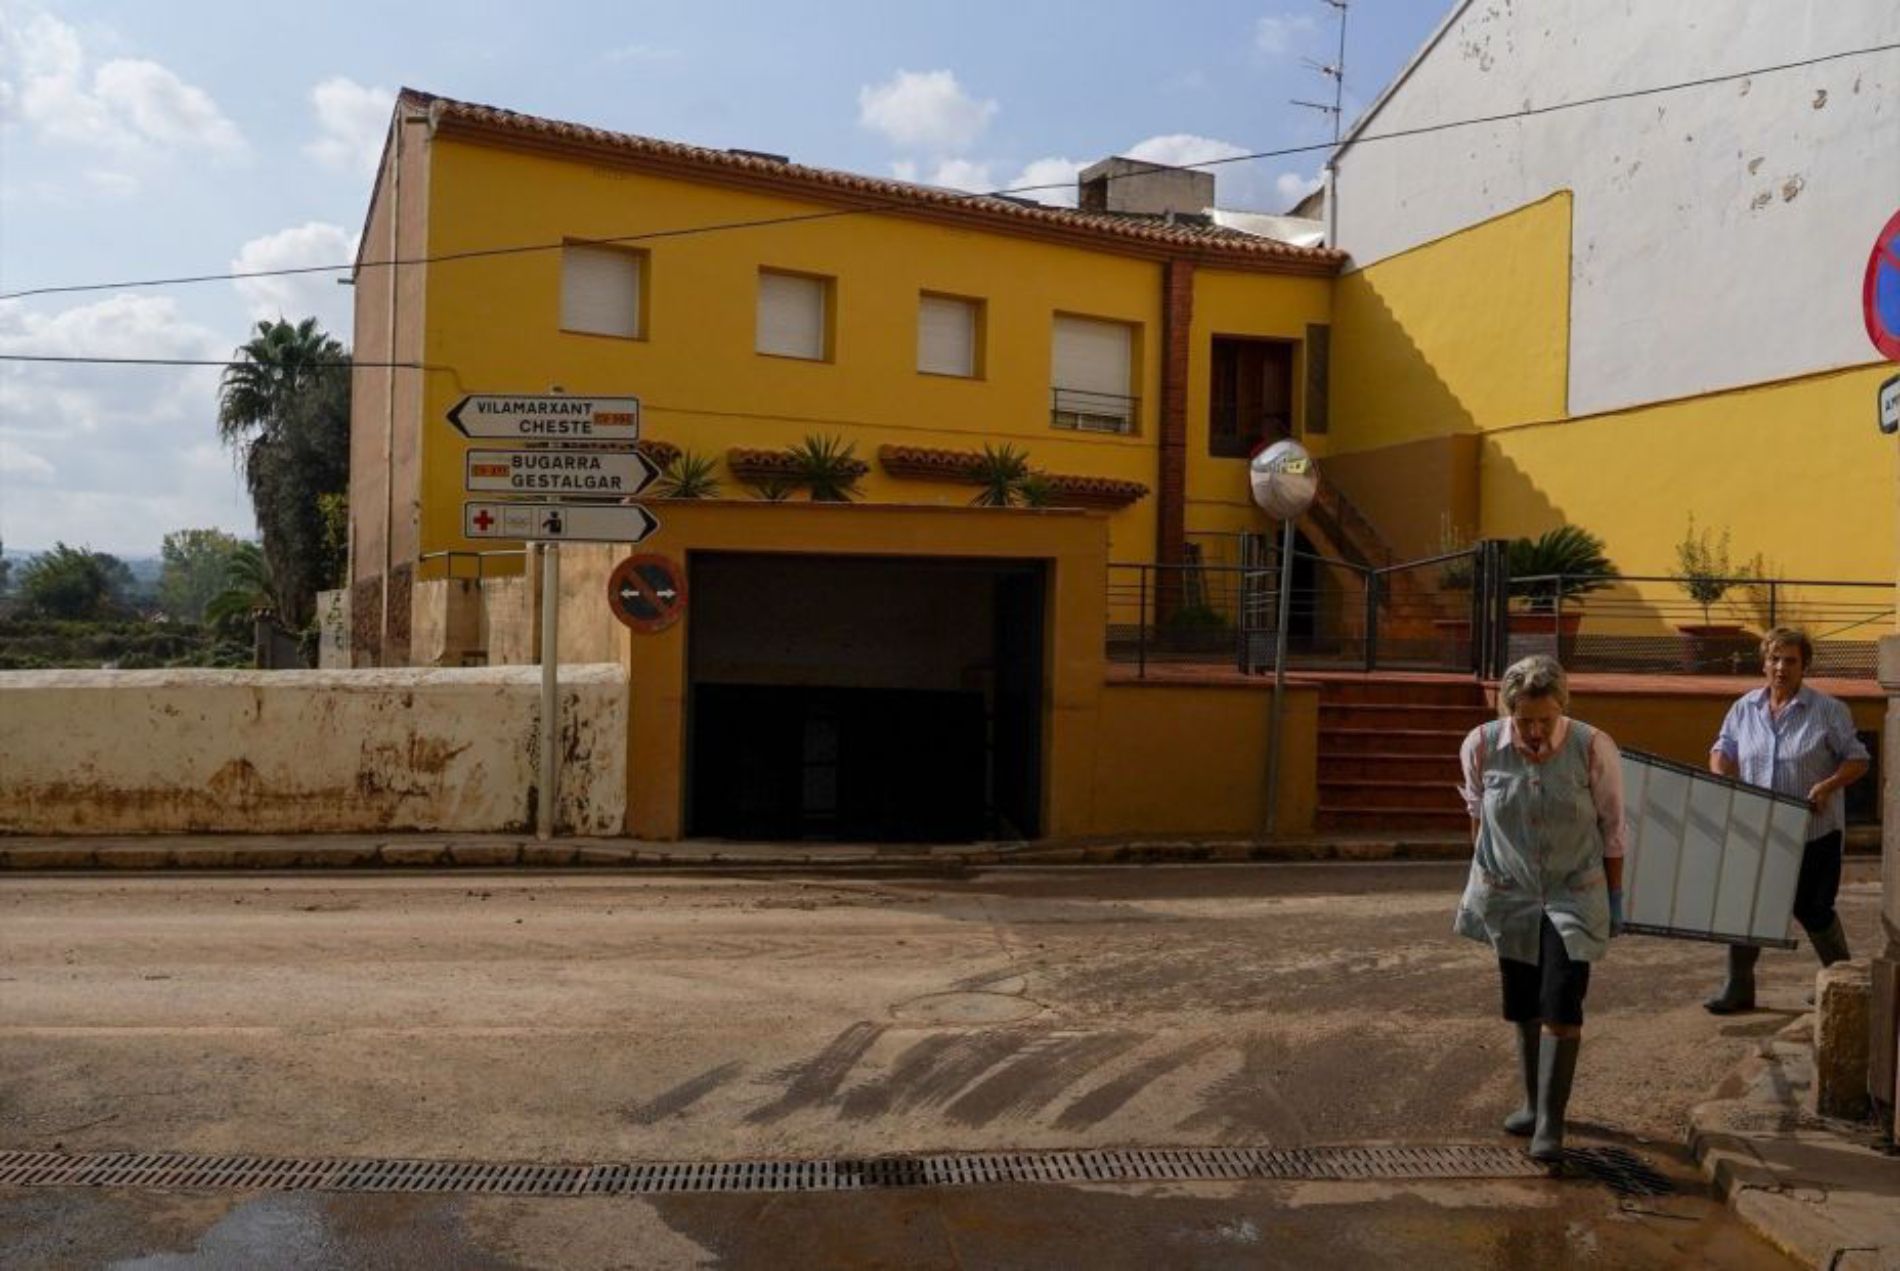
[1249,440,1320,838]
[444,391,658,841]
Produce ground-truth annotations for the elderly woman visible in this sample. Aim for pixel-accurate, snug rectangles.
[1456,655,1626,1163]
[1703,627,1871,1013]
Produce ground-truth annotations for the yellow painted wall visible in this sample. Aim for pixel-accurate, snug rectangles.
[1327,189,1894,607]
[1566,686,1884,772]
[419,137,1179,570]
[1183,266,1334,540]
[1092,679,1318,836]
[1327,193,1572,456]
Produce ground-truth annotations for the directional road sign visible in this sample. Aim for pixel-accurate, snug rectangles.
[463,500,659,544]
[446,394,641,441]
[608,554,687,633]
[465,447,660,497]
[1881,372,1900,436]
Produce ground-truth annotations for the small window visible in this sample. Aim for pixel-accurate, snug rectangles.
[757,270,831,361]
[918,293,981,377]
[1051,314,1137,434]
[561,243,643,338]
[1209,337,1294,458]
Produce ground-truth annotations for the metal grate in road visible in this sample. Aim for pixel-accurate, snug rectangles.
[0,1144,1557,1197]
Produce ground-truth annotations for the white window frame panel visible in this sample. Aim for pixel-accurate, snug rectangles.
[918,293,980,378]
[1051,314,1137,434]
[560,243,643,339]
[757,270,831,361]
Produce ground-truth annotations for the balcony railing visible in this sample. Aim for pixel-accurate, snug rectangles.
[1051,387,1138,436]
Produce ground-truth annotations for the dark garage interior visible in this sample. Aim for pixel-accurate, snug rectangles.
[687,553,1045,843]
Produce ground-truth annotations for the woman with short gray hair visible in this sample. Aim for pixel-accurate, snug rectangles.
[1457,654,1626,1163]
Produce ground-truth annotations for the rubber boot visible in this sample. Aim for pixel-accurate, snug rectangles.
[1809,917,1851,968]
[1528,1033,1580,1164]
[1503,1020,1540,1136]
[1702,944,1759,1015]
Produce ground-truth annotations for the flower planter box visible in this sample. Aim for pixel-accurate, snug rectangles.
[1677,624,1755,674]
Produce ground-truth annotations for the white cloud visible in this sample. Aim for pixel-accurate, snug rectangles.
[0,9,243,155]
[924,158,993,192]
[0,294,251,552]
[1126,133,1249,170]
[305,76,394,175]
[230,222,357,336]
[857,69,997,153]
[1006,156,1083,207]
[890,159,920,183]
[1255,13,1317,55]
[1276,170,1322,208]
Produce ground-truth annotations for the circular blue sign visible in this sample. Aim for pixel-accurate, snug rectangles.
[1865,209,1900,362]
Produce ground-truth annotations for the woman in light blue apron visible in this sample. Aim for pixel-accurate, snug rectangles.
[1456,655,1627,1163]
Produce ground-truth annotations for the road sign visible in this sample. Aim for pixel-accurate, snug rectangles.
[1865,208,1900,362]
[464,501,659,544]
[1881,372,1900,436]
[465,447,659,497]
[446,394,641,440]
[608,554,687,633]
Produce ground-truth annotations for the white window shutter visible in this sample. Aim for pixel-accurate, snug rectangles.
[561,245,641,337]
[918,294,977,376]
[757,272,828,359]
[1052,315,1134,431]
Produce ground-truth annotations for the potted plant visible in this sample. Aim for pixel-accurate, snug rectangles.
[1506,526,1617,636]
[656,449,721,500]
[1674,516,1756,671]
[968,443,1031,507]
[785,435,866,502]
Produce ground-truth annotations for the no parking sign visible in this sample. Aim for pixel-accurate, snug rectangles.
[1866,208,1900,363]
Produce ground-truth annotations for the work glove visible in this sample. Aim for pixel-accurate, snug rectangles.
[1608,889,1625,937]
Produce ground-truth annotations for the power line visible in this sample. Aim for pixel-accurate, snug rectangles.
[2,37,1894,306]
[0,354,414,368]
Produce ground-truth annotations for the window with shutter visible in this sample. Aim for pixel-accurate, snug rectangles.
[757,270,831,360]
[918,293,980,378]
[560,244,643,338]
[1051,315,1137,433]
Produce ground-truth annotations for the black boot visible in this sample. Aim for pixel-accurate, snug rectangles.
[1503,1020,1540,1136]
[1810,917,1851,968]
[1529,1033,1580,1164]
[1703,944,1759,1015]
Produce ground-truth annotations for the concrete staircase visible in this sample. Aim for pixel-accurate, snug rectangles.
[1315,677,1490,834]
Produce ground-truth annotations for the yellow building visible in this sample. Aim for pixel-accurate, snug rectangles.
[348,90,1340,841]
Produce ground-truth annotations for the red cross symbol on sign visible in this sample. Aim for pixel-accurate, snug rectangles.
[472,508,496,532]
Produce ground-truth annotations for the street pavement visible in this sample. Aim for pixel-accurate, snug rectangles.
[1,859,1882,1267]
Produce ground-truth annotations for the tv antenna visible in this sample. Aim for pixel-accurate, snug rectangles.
[1290,0,1350,144]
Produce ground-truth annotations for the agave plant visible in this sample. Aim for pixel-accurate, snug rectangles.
[1507,525,1617,612]
[657,450,721,500]
[968,443,1031,507]
[1014,471,1057,508]
[745,474,798,502]
[786,435,864,502]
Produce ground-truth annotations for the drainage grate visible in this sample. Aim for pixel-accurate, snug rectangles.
[0,1145,1555,1197]
[1561,1146,1675,1198]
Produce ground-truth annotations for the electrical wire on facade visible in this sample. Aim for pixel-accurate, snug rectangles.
[2,38,1895,308]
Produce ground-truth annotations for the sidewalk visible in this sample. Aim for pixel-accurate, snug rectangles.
[1690,1015,1900,1269]
[0,831,1482,872]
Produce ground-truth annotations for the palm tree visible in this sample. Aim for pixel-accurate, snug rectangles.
[786,435,865,502]
[204,542,275,633]
[216,318,350,628]
[969,443,1031,507]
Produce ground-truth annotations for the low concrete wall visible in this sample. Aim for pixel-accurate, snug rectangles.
[0,666,627,835]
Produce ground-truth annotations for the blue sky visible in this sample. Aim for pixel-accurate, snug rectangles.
[0,0,1445,554]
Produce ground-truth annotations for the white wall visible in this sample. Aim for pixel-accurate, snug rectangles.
[1332,0,1900,415]
[0,666,626,835]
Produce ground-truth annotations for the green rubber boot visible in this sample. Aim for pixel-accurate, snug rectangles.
[1528,1033,1580,1164]
[1503,1020,1540,1136]
[1703,944,1759,1015]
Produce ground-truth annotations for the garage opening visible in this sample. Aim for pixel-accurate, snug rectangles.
[687,553,1046,843]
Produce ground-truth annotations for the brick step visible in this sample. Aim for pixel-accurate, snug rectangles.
[1318,728,1470,757]
[1313,679,1487,707]
[1319,753,1464,782]
[1317,807,1472,833]
[1319,779,1466,811]
[1320,703,1491,731]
